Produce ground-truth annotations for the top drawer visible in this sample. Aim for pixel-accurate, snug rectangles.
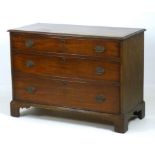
[11,33,120,58]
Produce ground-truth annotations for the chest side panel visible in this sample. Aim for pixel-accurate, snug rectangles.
[120,32,144,113]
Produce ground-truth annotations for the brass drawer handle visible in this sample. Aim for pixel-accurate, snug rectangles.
[96,67,105,75]
[96,95,106,103]
[62,81,68,85]
[25,86,36,94]
[25,39,34,48]
[60,56,66,63]
[95,46,105,53]
[26,60,35,67]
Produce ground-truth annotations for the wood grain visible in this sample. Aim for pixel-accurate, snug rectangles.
[14,73,120,114]
[13,53,120,82]
[120,32,144,113]
[11,33,120,58]
[8,23,145,39]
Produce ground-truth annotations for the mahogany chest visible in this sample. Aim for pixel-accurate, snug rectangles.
[9,23,145,133]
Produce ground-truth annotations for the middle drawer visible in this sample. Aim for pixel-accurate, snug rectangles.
[13,53,120,82]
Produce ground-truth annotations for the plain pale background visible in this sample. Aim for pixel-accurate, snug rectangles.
[0,0,155,155]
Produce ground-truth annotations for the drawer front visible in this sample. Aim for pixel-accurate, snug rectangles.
[13,53,120,82]
[11,33,61,53]
[14,74,120,113]
[65,38,120,58]
[11,33,120,58]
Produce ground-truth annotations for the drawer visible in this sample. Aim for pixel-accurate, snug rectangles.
[14,73,120,113]
[65,38,120,58]
[11,33,120,58]
[11,33,61,53]
[13,53,120,82]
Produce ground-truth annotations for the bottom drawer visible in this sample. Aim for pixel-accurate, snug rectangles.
[14,74,120,114]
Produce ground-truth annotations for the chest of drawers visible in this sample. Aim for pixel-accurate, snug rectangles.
[9,23,145,133]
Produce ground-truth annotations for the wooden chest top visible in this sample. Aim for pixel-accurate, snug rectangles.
[8,23,145,40]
